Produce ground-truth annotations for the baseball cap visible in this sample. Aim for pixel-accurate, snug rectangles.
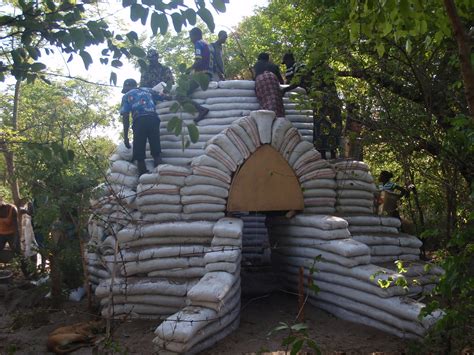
[121,78,137,93]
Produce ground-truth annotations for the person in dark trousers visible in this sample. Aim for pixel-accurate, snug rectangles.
[140,49,175,88]
[184,27,214,123]
[254,60,285,117]
[211,30,228,81]
[253,52,284,84]
[281,52,342,159]
[120,78,167,176]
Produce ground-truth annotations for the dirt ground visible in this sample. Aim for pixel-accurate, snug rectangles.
[0,277,414,355]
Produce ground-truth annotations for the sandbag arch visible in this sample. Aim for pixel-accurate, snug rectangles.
[188,110,337,215]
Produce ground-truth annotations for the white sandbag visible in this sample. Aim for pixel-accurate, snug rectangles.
[192,165,232,184]
[204,247,240,263]
[223,127,250,159]
[336,189,375,199]
[137,183,180,196]
[270,225,351,240]
[111,160,138,176]
[205,144,238,172]
[137,193,181,206]
[369,245,404,256]
[185,174,230,189]
[336,170,374,183]
[301,179,337,189]
[95,277,195,298]
[182,212,225,221]
[181,195,226,205]
[299,168,336,183]
[211,236,242,247]
[191,88,255,99]
[103,303,179,318]
[279,127,301,159]
[293,149,322,171]
[187,271,237,303]
[343,215,401,228]
[288,141,314,167]
[205,96,258,104]
[116,142,133,160]
[191,154,232,175]
[274,236,370,257]
[161,148,205,158]
[349,225,399,234]
[226,124,257,155]
[213,218,243,239]
[198,116,244,127]
[352,234,423,248]
[336,198,374,208]
[206,261,240,273]
[337,180,376,192]
[304,197,336,207]
[336,206,374,214]
[269,214,349,230]
[120,245,206,262]
[117,221,214,242]
[121,236,212,249]
[100,294,186,308]
[148,267,207,278]
[303,188,337,198]
[108,173,138,189]
[237,116,260,148]
[270,117,293,151]
[203,102,260,111]
[139,204,182,214]
[206,134,244,166]
[296,159,331,177]
[139,174,186,186]
[218,80,255,90]
[141,213,182,223]
[275,246,370,267]
[250,110,275,144]
[122,256,205,276]
[183,203,226,214]
[181,184,229,199]
[334,160,370,172]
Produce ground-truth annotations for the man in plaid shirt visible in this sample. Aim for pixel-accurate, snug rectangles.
[254,60,285,117]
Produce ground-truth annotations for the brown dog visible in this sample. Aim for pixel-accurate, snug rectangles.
[46,320,104,354]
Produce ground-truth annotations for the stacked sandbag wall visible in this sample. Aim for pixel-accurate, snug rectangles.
[153,218,242,354]
[344,216,421,263]
[334,160,376,215]
[268,214,443,339]
[157,80,313,166]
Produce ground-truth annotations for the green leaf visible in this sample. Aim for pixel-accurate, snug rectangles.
[79,50,93,69]
[282,335,297,346]
[154,13,168,35]
[167,116,181,135]
[150,12,160,35]
[170,102,180,113]
[197,7,215,32]
[26,46,40,60]
[211,0,226,12]
[111,59,123,68]
[405,38,412,54]
[187,123,199,143]
[193,72,210,90]
[110,71,117,86]
[290,339,304,355]
[171,12,183,32]
[291,323,308,332]
[130,46,146,58]
[122,0,136,7]
[376,42,385,57]
[126,31,139,43]
[183,9,196,25]
[140,7,149,26]
[30,62,46,72]
[130,3,143,22]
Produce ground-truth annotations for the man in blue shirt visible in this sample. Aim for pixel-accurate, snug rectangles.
[120,78,166,176]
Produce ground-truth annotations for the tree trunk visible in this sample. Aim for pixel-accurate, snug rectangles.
[443,0,474,120]
[3,80,22,206]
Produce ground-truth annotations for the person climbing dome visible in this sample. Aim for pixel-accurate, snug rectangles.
[253,52,284,84]
[120,78,168,176]
[186,27,212,123]
[254,59,285,117]
[140,49,175,88]
[211,30,228,81]
[281,52,309,94]
[376,170,408,218]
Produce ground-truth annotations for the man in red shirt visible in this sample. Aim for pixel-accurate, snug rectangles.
[0,196,19,253]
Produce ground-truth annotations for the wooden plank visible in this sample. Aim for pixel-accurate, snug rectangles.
[227,144,304,212]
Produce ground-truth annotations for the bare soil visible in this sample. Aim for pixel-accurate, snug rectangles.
[0,277,414,355]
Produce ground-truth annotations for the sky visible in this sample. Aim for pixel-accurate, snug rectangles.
[48,0,269,92]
